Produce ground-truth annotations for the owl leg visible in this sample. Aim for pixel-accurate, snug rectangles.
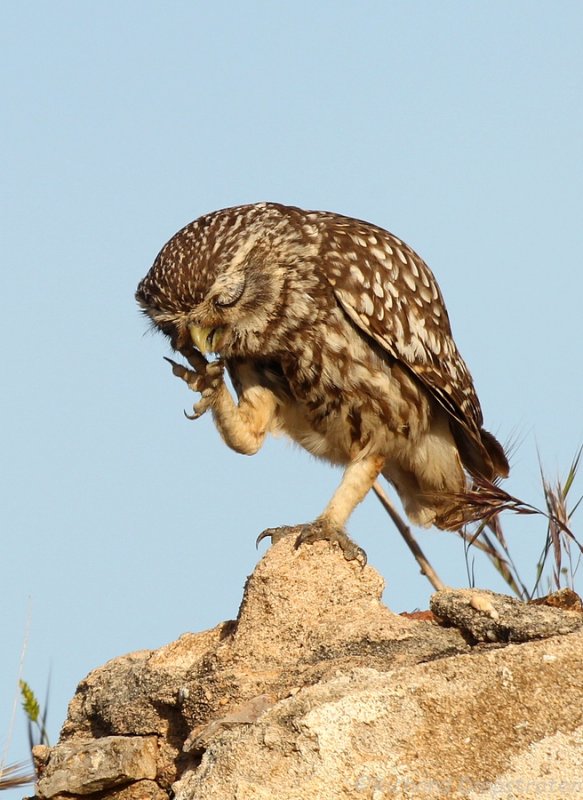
[297,455,385,562]
[320,454,386,527]
[210,384,278,455]
[166,355,278,454]
[257,456,384,564]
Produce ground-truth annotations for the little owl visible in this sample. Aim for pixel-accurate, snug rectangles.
[136,202,508,556]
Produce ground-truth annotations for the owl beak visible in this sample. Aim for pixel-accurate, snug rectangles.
[189,324,224,355]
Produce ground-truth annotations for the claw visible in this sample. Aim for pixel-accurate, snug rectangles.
[164,355,209,394]
[255,529,271,549]
[164,353,223,421]
[184,390,216,421]
[256,526,294,549]
[295,521,368,566]
[163,356,189,379]
[256,523,367,566]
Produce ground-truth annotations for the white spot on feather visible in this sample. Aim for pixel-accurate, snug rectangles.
[427,331,442,355]
[370,247,388,262]
[395,247,408,265]
[229,230,264,270]
[419,285,433,304]
[360,294,374,317]
[407,312,426,336]
[351,234,368,248]
[403,271,417,292]
[350,264,366,284]
[393,314,405,342]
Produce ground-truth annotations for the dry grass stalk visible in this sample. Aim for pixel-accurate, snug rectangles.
[376,448,582,600]
[0,761,34,791]
[372,481,445,591]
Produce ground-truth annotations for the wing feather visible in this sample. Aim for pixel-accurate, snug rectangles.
[318,216,485,439]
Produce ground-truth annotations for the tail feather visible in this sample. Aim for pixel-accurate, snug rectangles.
[481,429,510,478]
[434,475,538,531]
[381,411,511,531]
[450,422,509,482]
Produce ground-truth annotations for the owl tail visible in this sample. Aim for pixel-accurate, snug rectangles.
[432,476,538,531]
[451,422,510,483]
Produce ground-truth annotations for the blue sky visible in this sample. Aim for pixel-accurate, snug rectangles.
[2,1,582,787]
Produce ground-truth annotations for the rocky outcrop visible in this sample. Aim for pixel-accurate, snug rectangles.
[30,528,583,800]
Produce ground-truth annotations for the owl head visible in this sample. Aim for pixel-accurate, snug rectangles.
[136,203,319,358]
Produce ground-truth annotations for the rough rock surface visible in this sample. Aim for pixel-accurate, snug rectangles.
[29,529,583,800]
[34,737,157,797]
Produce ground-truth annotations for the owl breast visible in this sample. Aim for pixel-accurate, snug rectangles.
[247,308,433,467]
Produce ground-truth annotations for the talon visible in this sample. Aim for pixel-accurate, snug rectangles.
[255,529,271,549]
[165,353,223,421]
[256,526,295,549]
[190,392,215,419]
[163,356,189,379]
[164,356,204,393]
[188,404,206,419]
[295,521,367,566]
[256,523,367,566]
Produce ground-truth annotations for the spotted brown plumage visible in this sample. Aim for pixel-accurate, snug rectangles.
[137,202,508,536]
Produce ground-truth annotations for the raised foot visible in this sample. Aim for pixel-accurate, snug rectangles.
[164,354,224,420]
[256,521,367,566]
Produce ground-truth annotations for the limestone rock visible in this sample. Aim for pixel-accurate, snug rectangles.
[172,632,583,800]
[431,587,583,642]
[30,528,583,800]
[34,736,157,797]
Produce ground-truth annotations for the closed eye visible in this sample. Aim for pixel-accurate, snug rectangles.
[213,274,246,308]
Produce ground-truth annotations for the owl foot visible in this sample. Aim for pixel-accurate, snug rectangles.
[164,356,224,420]
[256,522,367,566]
[296,520,367,565]
[185,359,224,419]
[164,357,205,392]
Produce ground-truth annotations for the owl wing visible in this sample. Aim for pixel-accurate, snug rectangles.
[320,219,485,441]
